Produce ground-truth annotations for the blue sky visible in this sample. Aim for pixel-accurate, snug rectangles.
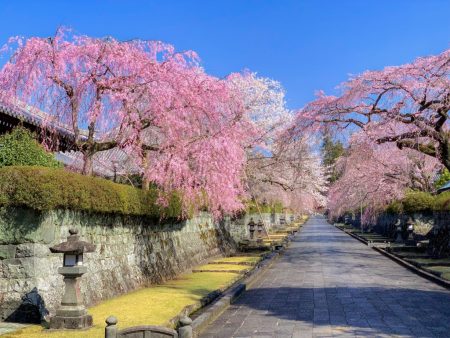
[0,0,449,110]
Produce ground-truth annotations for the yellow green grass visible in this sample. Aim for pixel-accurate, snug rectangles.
[5,268,244,338]
[267,234,288,239]
[210,256,261,265]
[270,230,290,235]
[424,266,450,280]
[405,257,450,266]
[193,263,250,272]
[262,238,283,244]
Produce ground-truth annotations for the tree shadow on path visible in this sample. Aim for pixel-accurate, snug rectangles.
[232,286,450,337]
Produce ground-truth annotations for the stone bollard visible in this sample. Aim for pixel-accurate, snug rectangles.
[105,316,118,338]
[178,316,193,338]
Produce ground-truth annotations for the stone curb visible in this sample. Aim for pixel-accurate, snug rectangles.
[191,250,282,337]
[335,225,450,290]
[189,226,306,337]
[165,221,306,335]
[164,244,289,330]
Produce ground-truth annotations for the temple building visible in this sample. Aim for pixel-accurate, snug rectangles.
[0,99,138,179]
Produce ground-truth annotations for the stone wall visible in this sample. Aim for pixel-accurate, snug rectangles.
[370,211,448,237]
[340,211,448,234]
[222,212,291,243]
[0,207,290,323]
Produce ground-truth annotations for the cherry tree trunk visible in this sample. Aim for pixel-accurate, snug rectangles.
[142,177,151,191]
[442,139,450,171]
[82,153,94,176]
[141,150,150,190]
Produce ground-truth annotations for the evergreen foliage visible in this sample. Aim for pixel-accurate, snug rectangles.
[0,127,61,168]
[385,190,450,214]
[322,135,344,183]
[0,166,182,218]
[246,200,285,213]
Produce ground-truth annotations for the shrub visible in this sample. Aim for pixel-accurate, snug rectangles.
[385,190,450,214]
[0,127,62,168]
[0,166,182,218]
[246,200,285,214]
[402,191,435,213]
[435,191,450,211]
[272,201,284,213]
[385,200,403,214]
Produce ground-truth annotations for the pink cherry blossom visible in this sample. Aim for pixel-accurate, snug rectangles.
[293,49,450,170]
[0,28,254,218]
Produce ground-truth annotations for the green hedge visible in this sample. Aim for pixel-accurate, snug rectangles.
[402,191,436,213]
[435,191,450,211]
[0,166,182,218]
[246,201,285,214]
[386,190,450,214]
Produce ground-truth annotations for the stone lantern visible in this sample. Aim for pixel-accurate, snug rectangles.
[406,217,415,245]
[394,219,403,243]
[49,229,96,330]
[257,220,264,238]
[248,218,256,240]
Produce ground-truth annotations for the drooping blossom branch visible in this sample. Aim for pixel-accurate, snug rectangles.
[293,49,450,170]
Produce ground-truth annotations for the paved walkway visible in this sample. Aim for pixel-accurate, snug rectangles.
[199,216,450,338]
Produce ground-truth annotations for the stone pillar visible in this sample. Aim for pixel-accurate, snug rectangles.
[105,316,118,338]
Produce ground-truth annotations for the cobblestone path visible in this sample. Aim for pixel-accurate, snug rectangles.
[199,215,450,338]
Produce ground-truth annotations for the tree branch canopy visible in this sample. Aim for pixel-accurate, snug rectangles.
[293,48,450,170]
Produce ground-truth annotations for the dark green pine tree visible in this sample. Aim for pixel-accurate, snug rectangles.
[322,135,344,184]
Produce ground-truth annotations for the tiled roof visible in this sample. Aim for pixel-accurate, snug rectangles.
[0,98,140,178]
[56,148,140,178]
[0,98,87,141]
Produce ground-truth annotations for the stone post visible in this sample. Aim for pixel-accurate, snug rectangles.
[105,316,118,338]
[178,316,193,338]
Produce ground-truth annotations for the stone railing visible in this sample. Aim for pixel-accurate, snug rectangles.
[105,315,193,338]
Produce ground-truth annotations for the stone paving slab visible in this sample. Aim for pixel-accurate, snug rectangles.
[199,216,450,338]
[0,323,28,336]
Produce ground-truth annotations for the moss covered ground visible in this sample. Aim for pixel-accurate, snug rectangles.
[404,257,450,267]
[424,266,450,280]
[192,263,251,273]
[5,255,256,338]
[209,255,262,265]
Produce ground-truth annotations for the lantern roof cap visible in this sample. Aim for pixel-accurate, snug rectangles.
[50,229,96,254]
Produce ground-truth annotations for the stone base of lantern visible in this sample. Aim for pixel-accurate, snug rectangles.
[50,314,93,330]
[405,239,416,246]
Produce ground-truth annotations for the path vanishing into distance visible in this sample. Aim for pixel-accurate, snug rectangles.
[200,216,450,338]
